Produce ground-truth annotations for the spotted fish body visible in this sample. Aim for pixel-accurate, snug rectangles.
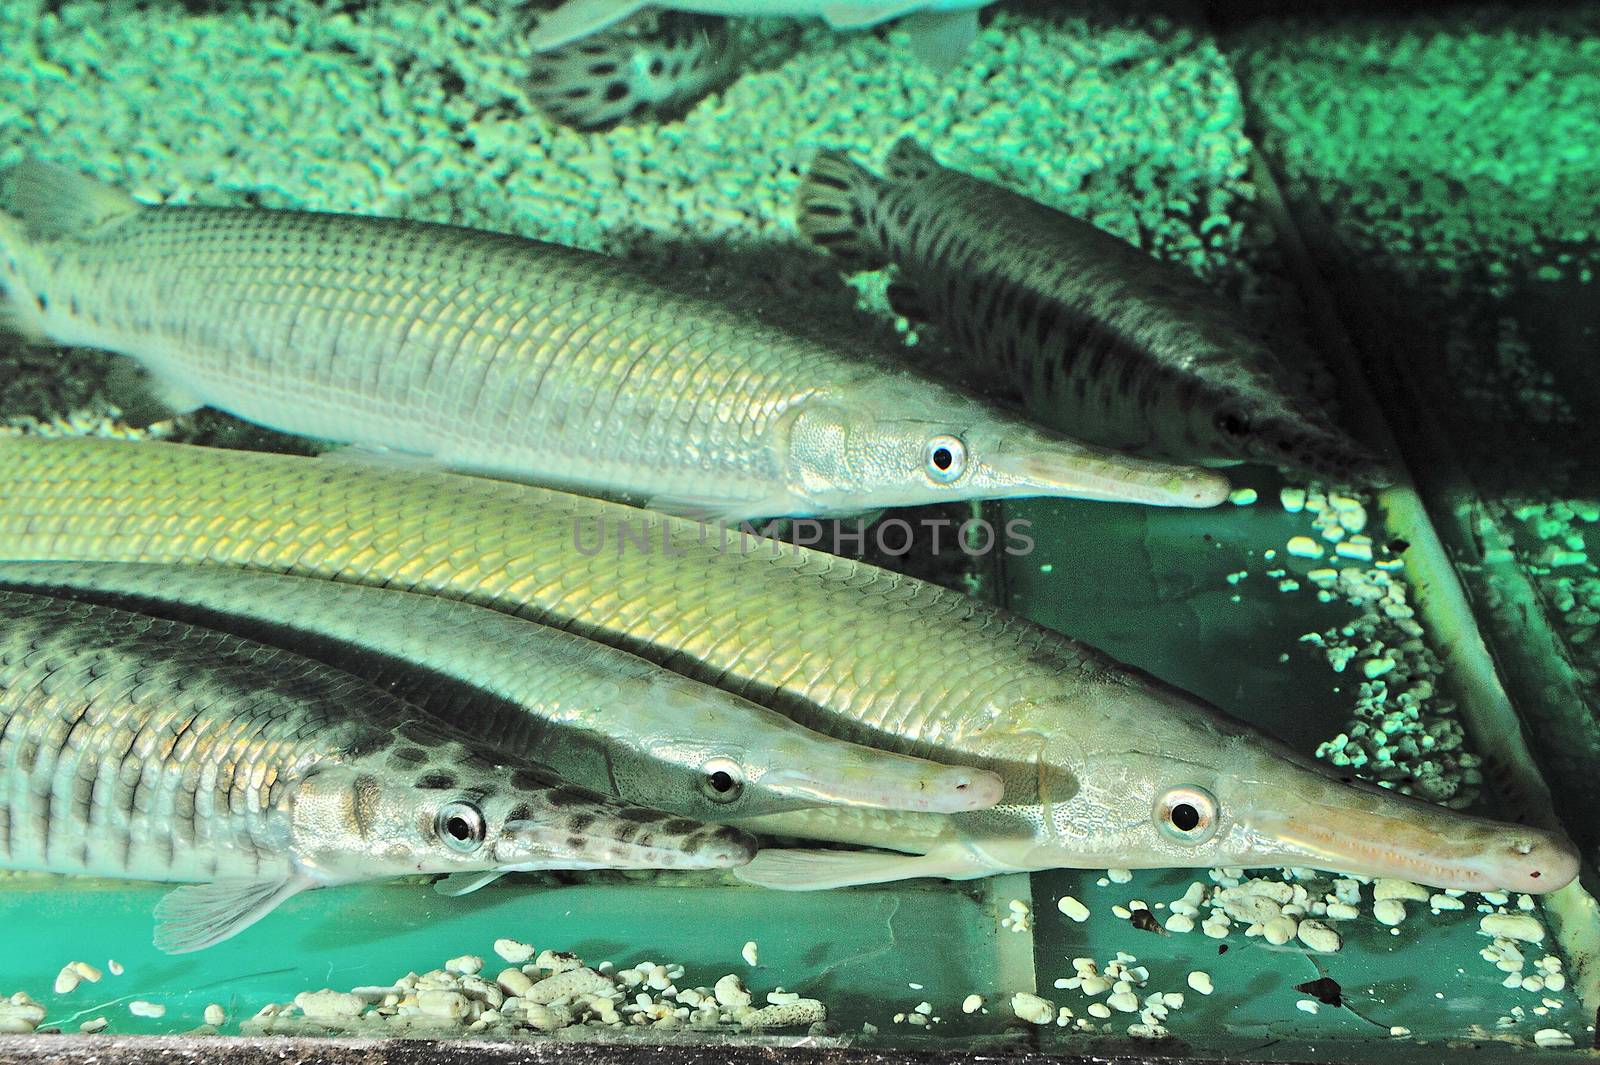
[0,160,1227,518]
[796,138,1395,486]
[0,561,1002,821]
[0,438,1574,897]
[526,11,737,130]
[0,587,755,951]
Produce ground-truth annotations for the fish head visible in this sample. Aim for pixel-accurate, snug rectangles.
[287,741,756,881]
[780,378,1230,514]
[1011,678,1577,893]
[601,673,1006,819]
[1185,368,1395,488]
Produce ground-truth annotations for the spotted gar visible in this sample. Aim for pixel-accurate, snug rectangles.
[0,437,1575,894]
[0,587,756,952]
[0,159,1226,519]
[796,138,1395,487]
[0,562,1001,845]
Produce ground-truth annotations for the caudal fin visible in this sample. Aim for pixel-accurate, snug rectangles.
[796,150,889,273]
[526,12,735,131]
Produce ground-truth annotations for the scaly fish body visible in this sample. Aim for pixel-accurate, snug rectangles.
[0,160,1227,517]
[527,1,997,64]
[0,438,1575,894]
[0,561,1000,820]
[0,587,755,950]
[796,139,1395,486]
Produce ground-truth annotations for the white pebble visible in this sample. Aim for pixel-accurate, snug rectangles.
[1057,896,1090,922]
[961,994,984,1014]
[1389,1025,1411,1037]
[497,968,535,998]
[128,1000,165,1019]
[1010,993,1055,1026]
[1534,1028,1574,1048]
[742,941,759,966]
[1165,914,1195,934]
[79,1017,108,1034]
[70,962,102,983]
[1296,999,1319,1014]
[1374,879,1430,902]
[1373,899,1407,926]
[1087,1002,1112,1019]
[445,955,483,976]
[418,990,470,1021]
[1107,868,1133,884]
[54,966,81,995]
[494,939,536,964]
[295,990,365,1021]
[1546,973,1567,992]
[714,974,752,1009]
[1480,914,1545,943]
[1286,536,1323,559]
[1079,975,1111,996]
[1280,488,1307,513]
[1297,920,1343,953]
[1229,488,1258,506]
[1187,972,1213,995]
[204,1004,225,1026]
[1263,916,1297,945]
[1325,902,1360,920]
[1107,991,1139,1013]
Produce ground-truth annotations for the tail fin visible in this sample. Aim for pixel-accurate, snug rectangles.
[884,136,941,183]
[796,150,889,273]
[526,12,735,131]
[1,158,139,241]
[527,0,651,52]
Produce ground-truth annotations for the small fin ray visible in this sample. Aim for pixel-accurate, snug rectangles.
[153,877,309,954]
[3,159,140,241]
[796,151,889,273]
[819,1,928,30]
[432,871,506,897]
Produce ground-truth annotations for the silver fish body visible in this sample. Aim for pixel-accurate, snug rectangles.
[0,438,1575,895]
[0,160,1226,518]
[0,561,1001,820]
[796,138,1394,487]
[0,587,754,950]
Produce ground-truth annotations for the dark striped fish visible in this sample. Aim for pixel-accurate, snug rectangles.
[797,137,1395,487]
[0,590,754,952]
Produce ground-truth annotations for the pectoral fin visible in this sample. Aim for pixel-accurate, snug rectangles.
[819,1,928,30]
[528,0,651,51]
[153,876,312,954]
[106,358,204,424]
[900,9,979,70]
[733,846,993,890]
[432,871,507,897]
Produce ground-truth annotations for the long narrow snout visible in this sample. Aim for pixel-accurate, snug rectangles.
[988,434,1230,509]
[1244,784,1578,893]
[761,752,1004,814]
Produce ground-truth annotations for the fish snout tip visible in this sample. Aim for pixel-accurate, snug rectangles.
[934,765,1005,812]
[1491,827,1580,894]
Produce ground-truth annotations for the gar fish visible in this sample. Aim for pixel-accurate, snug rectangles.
[0,561,1002,831]
[0,438,1576,893]
[0,159,1227,519]
[796,138,1396,487]
[0,587,755,952]
[527,1,997,69]
[525,10,737,130]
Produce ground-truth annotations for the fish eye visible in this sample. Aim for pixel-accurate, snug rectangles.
[924,435,967,483]
[699,757,745,805]
[436,800,487,853]
[1154,785,1218,844]
[1214,411,1252,438]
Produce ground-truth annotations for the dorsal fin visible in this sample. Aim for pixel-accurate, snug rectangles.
[3,159,140,241]
[884,137,941,183]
